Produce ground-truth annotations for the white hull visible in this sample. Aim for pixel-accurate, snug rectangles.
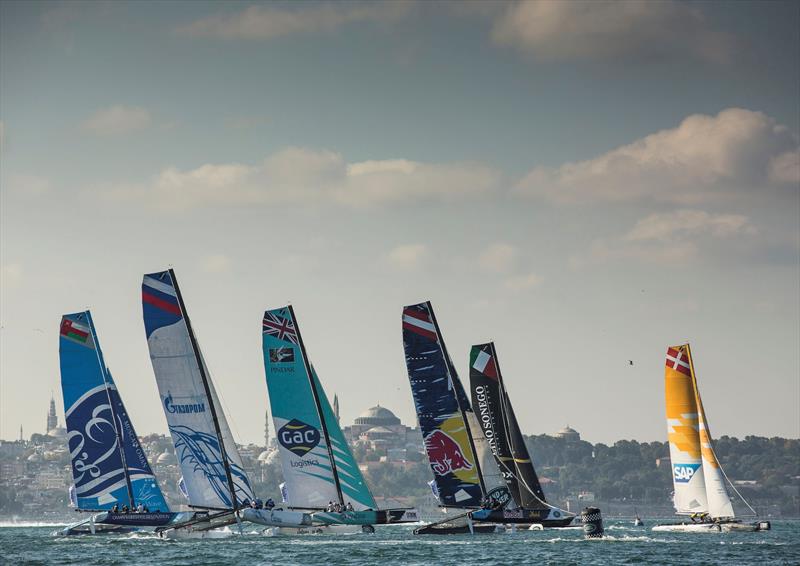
[263,524,367,536]
[240,508,312,528]
[159,526,233,539]
[652,522,721,532]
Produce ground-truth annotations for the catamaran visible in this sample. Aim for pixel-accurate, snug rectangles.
[402,302,566,534]
[468,342,575,528]
[56,310,194,535]
[253,305,418,534]
[652,344,770,533]
[141,270,311,537]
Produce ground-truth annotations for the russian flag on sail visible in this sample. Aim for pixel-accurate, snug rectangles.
[402,306,437,341]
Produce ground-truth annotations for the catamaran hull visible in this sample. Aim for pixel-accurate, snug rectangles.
[264,524,372,536]
[470,508,575,527]
[415,523,502,535]
[652,519,771,533]
[241,508,312,528]
[56,511,195,536]
[311,508,420,526]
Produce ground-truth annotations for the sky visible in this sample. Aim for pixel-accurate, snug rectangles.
[0,0,798,446]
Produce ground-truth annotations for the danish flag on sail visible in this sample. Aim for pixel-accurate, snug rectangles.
[402,306,437,341]
[666,346,691,376]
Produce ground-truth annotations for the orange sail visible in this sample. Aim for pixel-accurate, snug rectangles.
[664,344,708,514]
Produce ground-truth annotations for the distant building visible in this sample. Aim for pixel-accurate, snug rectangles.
[46,396,58,433]
[343,405,421,454]
[554,425,580,442]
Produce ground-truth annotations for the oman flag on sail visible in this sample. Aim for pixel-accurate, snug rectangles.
[60,318,90,344]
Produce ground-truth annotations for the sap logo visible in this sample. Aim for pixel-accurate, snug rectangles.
[673,463,701,483]
[278,419,320,457]
[269,347,295,364]
[164,392,205,414]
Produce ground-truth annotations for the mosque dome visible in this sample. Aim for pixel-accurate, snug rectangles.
[354,405,401,427]
[555,425,580,442]
[157,450,176,465]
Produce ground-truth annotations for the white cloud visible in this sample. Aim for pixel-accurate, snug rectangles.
[200,254,232,273]
[491,0,733,64]
[82,105,152,136]
[478,243,517,273]
[383,244,430,271]
[515,108,798,204]
[99,146,500,210]
[7,174,50,195]
[176,2,413,40]
[768,150,800,185]
[573,209,758,266]
[0,263,23,290]
[625,209,757,242]
[504,272,542,291]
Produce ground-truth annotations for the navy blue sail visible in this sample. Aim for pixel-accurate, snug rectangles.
[59,311,169,511]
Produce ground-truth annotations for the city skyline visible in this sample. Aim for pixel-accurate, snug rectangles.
[1,1,798,446]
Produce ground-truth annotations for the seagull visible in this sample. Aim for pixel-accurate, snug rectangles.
[628,360,634,366]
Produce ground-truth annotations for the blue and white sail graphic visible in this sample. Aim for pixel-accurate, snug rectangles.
[59,310,168,512]
[262,306,376,510]
[143,270,255,510]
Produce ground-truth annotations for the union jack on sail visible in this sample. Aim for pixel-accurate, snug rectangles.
[263,311,298,344]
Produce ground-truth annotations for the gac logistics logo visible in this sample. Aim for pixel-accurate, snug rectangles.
[278,419,320,457]
[673,463,701,483]
[269,347,295,363]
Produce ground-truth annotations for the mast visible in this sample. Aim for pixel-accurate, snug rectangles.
[287,305,345,505]
[168,268,239,511]
[86,311,135,509]
[427,301,487,497]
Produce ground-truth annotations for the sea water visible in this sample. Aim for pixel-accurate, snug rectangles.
[0,520,797,565]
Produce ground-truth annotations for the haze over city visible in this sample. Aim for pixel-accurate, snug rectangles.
[1,0,798,447]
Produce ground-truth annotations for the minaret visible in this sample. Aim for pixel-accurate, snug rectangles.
[333,394,340,424]
[19,425,23,442]
[46,395,58,433]
[264,410,269,448]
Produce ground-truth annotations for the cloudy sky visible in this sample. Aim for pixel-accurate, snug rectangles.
[1,1,798,446]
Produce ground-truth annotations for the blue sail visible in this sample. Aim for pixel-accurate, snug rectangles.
[402,302,484,508]
[59,311,168,511]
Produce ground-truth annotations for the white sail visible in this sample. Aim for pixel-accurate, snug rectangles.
[142,271,255,509]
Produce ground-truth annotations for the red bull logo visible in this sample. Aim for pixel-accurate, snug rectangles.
[425,430,473,476]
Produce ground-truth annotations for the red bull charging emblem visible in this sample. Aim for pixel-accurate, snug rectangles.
[425,430,473,476]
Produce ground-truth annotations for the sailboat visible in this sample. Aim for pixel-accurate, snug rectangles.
[468,342,575,528]
[652,344,770,533]
[403,301,536,534]
[251,305,418,534]
[57,310,194,535]
[141,270,311,537]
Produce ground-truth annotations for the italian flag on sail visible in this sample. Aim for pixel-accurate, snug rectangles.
[60,318,89,343]
[471,348,498,379]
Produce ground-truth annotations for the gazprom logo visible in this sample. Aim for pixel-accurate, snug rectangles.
[164,392,205,414]
[278,419,320,457]
[673,463,701,483]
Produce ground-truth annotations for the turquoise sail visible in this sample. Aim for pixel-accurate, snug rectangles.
[262,306,375,510]
[59,311,169,512]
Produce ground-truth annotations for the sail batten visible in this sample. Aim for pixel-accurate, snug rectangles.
[142,270,254,510]
[59,311,168,512]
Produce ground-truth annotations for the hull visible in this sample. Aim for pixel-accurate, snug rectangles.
[415,522,501,535]
[241,508,312,528]
[57,511,195,536]
[470,507,575,527]
[155,510,240,538]
[264,524,372,536]
[311,508,419,526]
[652,519,771,533]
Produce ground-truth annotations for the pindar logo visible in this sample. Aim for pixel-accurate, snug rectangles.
[278,419,320,457]
[425,430,473,476]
